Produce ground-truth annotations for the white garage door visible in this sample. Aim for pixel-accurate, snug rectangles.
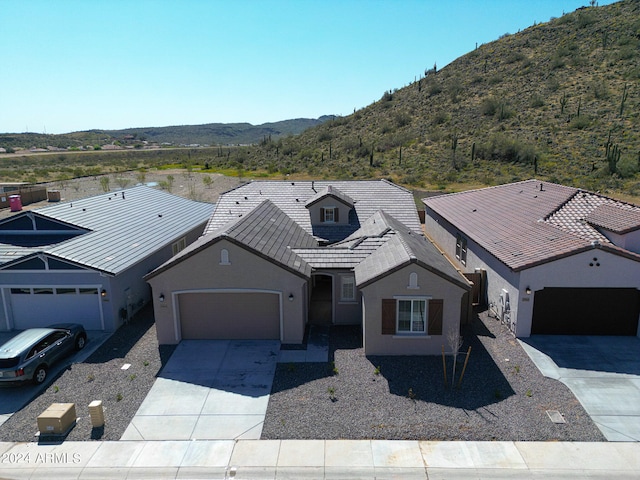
[10,287,103,330]
[179,292,280,340]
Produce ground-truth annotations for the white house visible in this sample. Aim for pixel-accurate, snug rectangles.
[424,180,640,338]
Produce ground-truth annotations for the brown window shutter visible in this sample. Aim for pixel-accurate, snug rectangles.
[381,299,396,335]
[334,208,339,222]
[320,208,325,222]
[428,299,444,335]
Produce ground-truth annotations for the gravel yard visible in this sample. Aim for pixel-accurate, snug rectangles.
[262,311,606,442]
[0,307,605,443]
[0,306,175,442]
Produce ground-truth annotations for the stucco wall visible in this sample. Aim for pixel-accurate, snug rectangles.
[600,228,640,254]
[148,239,308,345]
[425,208,520,333]
[360,263,467,355]
[307,197,351,226]
[518,248,640,337]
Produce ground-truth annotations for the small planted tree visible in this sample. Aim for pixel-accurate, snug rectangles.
[446,329,463,388]
[99,176,110,192]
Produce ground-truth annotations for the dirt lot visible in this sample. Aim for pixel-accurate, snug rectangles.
[2,170,242,218]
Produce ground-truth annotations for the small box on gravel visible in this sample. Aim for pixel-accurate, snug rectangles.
[37,403,76,435]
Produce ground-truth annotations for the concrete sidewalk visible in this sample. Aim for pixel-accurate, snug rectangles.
[1,439,639,479]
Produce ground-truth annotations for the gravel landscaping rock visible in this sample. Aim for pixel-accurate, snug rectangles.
[0,306,175,442]
[262,311,606,441]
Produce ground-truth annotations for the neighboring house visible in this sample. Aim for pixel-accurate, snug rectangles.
[424,179,640,338]
[146,180,470,355]
[0,186,214,332]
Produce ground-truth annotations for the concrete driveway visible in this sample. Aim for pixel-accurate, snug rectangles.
[0,330,110,428]
[121,339,280,441]
[520,335,640,441]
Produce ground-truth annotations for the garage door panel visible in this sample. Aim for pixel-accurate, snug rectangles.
[532,288,640,335]
[179,292,280,340]
[10,289,103,330]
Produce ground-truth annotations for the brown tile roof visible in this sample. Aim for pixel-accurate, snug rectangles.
[423,180,640,271]
[584,203,640,234]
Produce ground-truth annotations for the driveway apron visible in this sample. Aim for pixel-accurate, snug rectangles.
[121,339,279,441]
[520,335,640,441]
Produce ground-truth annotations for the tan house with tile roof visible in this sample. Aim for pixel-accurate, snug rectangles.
[146,180,471,355]
[423,180,640,338]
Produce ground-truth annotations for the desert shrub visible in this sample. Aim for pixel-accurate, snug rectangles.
[550,56,566,70]
[616,45,637,61]
[569,115,591,130]
[432,111,449,125]
[475,134,537,164]
[447,77,463,103]
[590,80,609,100]
[497,103,515,121]
[427,80,442,96]
[480,97,499,116]
[530,94,545,108]
[505,52,526,64]
[617,155,639,178]
[380,123,394,135]
[576,11,596,29]
[394,112,412,128]
[317,130,332,142]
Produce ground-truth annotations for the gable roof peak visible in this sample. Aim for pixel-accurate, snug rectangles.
[305,184,355,209]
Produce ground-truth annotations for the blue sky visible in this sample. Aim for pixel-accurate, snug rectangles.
[1,0,615,134]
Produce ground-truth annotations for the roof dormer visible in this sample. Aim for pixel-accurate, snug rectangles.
[305,186,354,227]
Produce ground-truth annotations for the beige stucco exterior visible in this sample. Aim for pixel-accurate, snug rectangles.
[148,239,308,344]
[360,263,468,355]
[307,197,352,226]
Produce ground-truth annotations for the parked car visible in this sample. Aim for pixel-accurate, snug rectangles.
[0,324,87,385]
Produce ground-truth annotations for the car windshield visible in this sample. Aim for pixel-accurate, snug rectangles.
[0,357,20,368]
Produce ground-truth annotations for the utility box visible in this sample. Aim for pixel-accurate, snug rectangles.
[9,195,22,212]
[88,400,105,428]
[47,190,61,202]
[37,403,77,435]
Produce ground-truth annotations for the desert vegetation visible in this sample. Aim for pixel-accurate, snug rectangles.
[1,1,639,201]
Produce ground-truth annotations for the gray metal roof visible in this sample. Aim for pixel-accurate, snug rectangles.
[148,199,317,279]
[0,186,215,275]
[205,180,421,243]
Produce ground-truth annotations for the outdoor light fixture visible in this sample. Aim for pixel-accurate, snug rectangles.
[101,290,107,299]
[525,286,532,295]
[288,293,294,302]
[159,294,165,302]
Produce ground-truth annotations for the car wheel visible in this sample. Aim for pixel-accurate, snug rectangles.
[75,333,87,351]
[33,365,47,385]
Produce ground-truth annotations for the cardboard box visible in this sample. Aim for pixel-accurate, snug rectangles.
[37,403,76,435]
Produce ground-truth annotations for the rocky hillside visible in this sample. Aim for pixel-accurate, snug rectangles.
[236,1,640,198]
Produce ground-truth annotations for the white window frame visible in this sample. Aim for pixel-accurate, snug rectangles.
[408,272,419,290]
[455,233,467,266]
[322,206,337,223]
[172,237,187,256]
[220,248,231,265]
[395,296,428,334]
[340,275,356,302]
